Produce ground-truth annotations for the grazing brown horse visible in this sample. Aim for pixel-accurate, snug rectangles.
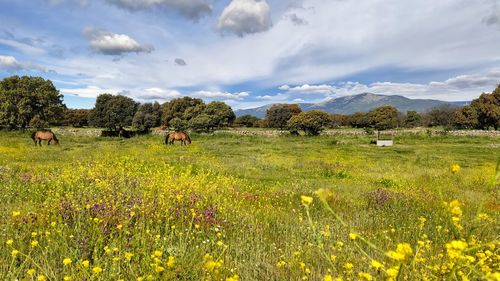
[165,131,191,145]
[31,130,59,146]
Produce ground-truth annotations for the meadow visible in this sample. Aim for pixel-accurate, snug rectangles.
[0,130,499,281]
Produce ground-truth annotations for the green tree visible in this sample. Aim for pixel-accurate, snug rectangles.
[349,112,369,128]
[452,106,479,129]
[183,104,206,121]
[330,114,350,128]
[161,97,204,125]
[470,85,500,130]
[266,104,302,129]
[0,76,65,129]
[188,114,217,132]
[203,101,235,128]
[287,110,330,136]
[366,106,400,130]
[168,117,188,131]
[64,109,90,127]
[422,105,457,128]
[234,115,261,127]
[403,111,422,128]
[132,102,162,132]
[88,94,138,130]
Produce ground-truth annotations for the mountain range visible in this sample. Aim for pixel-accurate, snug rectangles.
[235,93,468,118]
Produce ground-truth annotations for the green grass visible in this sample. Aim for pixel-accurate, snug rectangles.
[0,131,498,280]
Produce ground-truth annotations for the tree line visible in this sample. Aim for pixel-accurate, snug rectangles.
[1,76,499,134]
[0,76,236,132]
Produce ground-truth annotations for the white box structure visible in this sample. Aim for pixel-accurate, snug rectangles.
[377,140,393,147]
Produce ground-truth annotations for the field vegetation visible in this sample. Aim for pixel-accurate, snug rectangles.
[0,131,499,280]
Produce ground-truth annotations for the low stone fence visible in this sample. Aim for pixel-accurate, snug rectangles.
[52,128,101,136]
[50,127,500,138]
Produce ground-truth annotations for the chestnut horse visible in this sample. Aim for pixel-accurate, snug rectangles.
[165,131,191,145]
[31,130,59,146]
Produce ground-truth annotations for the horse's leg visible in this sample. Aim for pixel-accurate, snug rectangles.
[48,138,51,145]
[38,139,42,147]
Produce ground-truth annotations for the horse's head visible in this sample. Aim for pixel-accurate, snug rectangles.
[54,139,59,145]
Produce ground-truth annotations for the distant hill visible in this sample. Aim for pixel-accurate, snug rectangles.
[235,93,468,118]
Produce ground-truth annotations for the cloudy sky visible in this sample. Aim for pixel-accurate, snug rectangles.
[0,0,499,109]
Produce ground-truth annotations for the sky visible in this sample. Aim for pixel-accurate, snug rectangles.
[0,0,499,109]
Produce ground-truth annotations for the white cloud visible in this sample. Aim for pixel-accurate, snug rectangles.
[137,87,182,101]
[218,0,272,36]
[0,55,46,72]
[322,70,500,101]
[281,84,335,95]
[192,90,250,100]
[83,28,154,56]
[256,93,289,101]
[60,86,121,98]
[105,0,212,20]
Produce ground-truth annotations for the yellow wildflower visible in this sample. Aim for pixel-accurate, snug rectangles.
[27,269,36,276]
[11,249,19,257]
[448,200,462,216]
[324,275,333,281]
[451,164,460,174]
[154,265,165,273]
[63,258,72,266]
[63,276,71,281]
[153,250,162,257]
[12,211,20,217]
[92,266,103,274]
[371,259,383,270]
[315,188,334,203]
[117,224,123,230]
[125,252,134,261]
[343,263,353,271]
[31,240,39,248]
[485,272,500,281]
[446,240,468,260]
[226,275,239,281]
[386,266,399,278]
[6,239,13,245]
[358,272,372,280]
[301,195,313,206]
[82,260,90,268]
[37,275,46,281]
[386,243,413,261]
[167,256,175,268]
[478,213,489,220]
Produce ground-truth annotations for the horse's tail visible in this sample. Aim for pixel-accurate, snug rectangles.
[186,133,191,144]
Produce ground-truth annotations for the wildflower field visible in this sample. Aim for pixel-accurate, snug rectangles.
[0,131,499,281]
